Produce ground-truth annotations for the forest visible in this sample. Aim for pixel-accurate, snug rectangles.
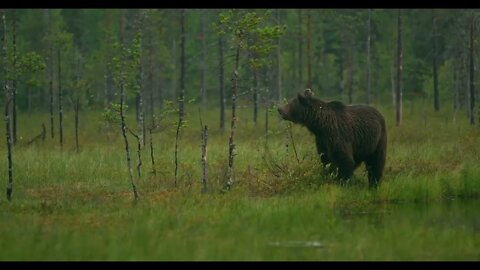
[0,9,479,261]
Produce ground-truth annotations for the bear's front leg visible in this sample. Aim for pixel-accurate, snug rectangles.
[331,150,355,184]
[316,137,336,175]
[320,153,336,175]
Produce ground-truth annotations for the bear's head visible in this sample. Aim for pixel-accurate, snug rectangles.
[277,88,318,123]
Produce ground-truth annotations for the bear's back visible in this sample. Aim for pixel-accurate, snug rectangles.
[342,104,386,161]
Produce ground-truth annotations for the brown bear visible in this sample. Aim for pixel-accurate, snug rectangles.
[278,89,387,187]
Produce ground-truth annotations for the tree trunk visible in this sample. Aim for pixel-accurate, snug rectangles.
[432,9,440,112]
[128,130,142,179]
[174,9,186,187]
[58,48,63,150]
[119,10,138,201]
[149,127,156,176]
[174,115,181,187]
[148,47,155,128]
[366,9,371,105]
[200,10,207,107]
[134,11,146,169]
[179,9,185,122]
[120,80,138,200]
[104,10,113,109]
[3,11,13,201]
[170,39,177,102]
[201,125,208,193]
[136,61,145,148]
[396,9,403,127]
[292,28,297,92]
[41,10,48,111]
[306,10,312,89]
[225,45,240,191]
[469,11,475,125]
[453,67,459,124]
[12,9,17,145]
[147,29,156,131]
[74,53,81,153]
[276,9,282,102]
[461,50,468,118]
[219,36,225,131]
[298,9,303,87]
[48,10,54,139]
[147,14,156,172]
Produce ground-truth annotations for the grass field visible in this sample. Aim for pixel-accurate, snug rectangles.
[0,101,479,260]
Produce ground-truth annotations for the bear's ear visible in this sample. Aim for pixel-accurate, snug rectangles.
[298,93,309,106]
[304,88,314,98]
[327,100,345,112]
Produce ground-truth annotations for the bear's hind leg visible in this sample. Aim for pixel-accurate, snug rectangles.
[365,146,386,188]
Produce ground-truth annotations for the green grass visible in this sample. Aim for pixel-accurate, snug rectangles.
[0,102,479,260]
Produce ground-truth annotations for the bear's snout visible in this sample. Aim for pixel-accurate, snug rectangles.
[277,106,292,121]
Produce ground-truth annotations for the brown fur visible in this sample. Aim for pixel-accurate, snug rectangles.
[278,89,387,187]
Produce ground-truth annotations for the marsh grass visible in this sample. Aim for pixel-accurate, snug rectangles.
[0,102,479,260]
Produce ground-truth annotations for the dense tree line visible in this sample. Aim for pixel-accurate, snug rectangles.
[0,9,478,123]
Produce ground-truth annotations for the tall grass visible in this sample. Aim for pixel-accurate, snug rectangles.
[0,102,479,260]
